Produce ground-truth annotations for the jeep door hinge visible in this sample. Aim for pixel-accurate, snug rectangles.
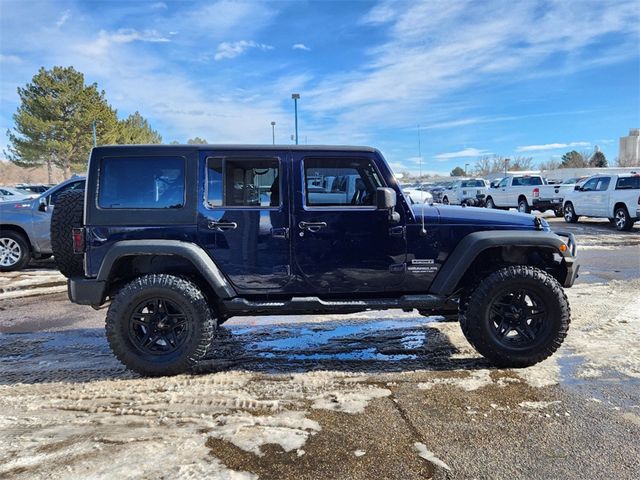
[389,225,406,238]
[271,227,289,240]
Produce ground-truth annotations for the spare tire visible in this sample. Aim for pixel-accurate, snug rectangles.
[51,189,85,278]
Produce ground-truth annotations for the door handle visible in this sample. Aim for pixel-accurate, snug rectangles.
[208,220,238,231]
[299,221,327,233]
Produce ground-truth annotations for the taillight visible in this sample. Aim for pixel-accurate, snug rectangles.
[72,228,85,254]
[533,188,540,198]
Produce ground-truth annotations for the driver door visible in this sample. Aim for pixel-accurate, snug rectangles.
[292,152,407,294]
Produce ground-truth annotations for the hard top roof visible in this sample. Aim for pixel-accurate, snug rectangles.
[93,144,378,153]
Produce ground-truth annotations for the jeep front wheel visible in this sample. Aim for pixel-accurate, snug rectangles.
[105,274,216,376]
[459,266,570,367]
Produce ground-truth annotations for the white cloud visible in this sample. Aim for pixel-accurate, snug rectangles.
[516,142,590,152]
[151,2,168,9]
[76,29,170,57]
[292,43,310,51]
[434,147,489,160]
[0,54,21,64]
[214,40,273,60]
[56,9,70,28]
[361,2,397,25]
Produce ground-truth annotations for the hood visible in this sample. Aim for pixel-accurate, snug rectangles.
[412,204,547,230]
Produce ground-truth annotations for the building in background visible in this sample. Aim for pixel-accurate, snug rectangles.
[619,128,640,165]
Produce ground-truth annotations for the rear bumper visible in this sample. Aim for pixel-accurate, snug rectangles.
[533,198,563,210]
[68,277,107,306]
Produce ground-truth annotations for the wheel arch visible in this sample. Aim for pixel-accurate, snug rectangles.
[613,202,629,215]
[0,224,32,249]
[97,240,236,302]
[430,231,573,295]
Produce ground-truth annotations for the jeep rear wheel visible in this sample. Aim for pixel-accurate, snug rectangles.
[459,266,570,367]
[105,274,216,376]
[0,231,31,271]
[50,189,85,278]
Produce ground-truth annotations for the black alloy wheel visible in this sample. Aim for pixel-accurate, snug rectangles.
[128,297,191,356]
[488,288,548,348]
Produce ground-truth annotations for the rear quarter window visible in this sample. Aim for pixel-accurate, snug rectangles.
[98,156,185,209]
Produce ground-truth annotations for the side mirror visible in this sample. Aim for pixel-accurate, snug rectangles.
[376,187,400,223]
[38,197,48,212]
[574,185,581,191]
[376,187,396,210]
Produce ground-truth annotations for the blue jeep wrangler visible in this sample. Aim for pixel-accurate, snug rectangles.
[52,145,578,376]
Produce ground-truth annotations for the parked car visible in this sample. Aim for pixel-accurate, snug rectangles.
[428,185,446,203]
[0,177,85,271]
[485,175,565,215]
[0,186,34,203]
[15,183,54,194]
[563,174,640,231]
[54,144,577,376]
[402,186,434,204]
[441,178,488,206]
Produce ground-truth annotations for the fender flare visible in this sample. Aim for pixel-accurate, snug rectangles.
[429,230,573,295]
[97,240,236,299]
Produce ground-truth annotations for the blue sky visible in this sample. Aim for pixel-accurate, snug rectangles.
[0,0,638,175]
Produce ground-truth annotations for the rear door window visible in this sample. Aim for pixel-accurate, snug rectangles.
[616,176,640,189]
[206,157,280,208]
[98,156,185,209]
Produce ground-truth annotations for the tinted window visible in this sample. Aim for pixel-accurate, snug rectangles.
[50,180,85,205]
[98,157,185,209]
[616,176,640,189]
[206,157,279,208]
[304,157,383,206]
[461,180,485,187]
[581,178,599,191]
[512,176,542,186]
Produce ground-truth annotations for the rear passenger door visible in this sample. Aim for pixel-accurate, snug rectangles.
[197,150,292,292]
[291,152,407,294]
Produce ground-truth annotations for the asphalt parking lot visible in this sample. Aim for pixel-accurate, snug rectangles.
[0,216,638,479]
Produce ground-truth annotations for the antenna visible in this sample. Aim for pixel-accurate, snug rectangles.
[418,124,427,236]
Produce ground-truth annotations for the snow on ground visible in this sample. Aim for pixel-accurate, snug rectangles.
[0,274,639,478]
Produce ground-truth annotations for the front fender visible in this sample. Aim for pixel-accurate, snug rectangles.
[429,230,578,295]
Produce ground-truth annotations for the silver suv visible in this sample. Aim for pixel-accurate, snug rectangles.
[0,176,85,271]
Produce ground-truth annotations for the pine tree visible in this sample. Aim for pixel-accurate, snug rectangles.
[116,111,162,144]
[5,66,118,180]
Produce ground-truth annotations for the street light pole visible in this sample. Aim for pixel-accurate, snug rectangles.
[291,93,300,145]
[270,121,276,145]
[92,121,97,147]
[465,163,469,175]
[504,158,509,176]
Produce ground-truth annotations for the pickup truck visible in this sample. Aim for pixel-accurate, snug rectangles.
[441,178,488,206]
[52,144,578,376]
[563,174,640,231]
[485,175,564,215]
[0,177,85,271]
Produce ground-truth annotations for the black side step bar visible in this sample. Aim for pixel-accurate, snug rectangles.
[222,294,449,316]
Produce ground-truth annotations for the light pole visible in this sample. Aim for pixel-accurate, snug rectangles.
[291,93,300,145]
[465,163,469,175]
[270,121,276,145]
[92,120,98,147]
[504,158,510,176]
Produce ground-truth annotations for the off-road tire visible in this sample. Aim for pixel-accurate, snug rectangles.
[563,202,578,223]
[614,206,633,231]
[105,274,216,376]
[518,198,530,214]
[459,265,570,368]
[50,189,85,278]
[0,230,31,272]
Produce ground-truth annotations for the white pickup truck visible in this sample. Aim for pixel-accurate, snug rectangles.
[485,174,564,215]
[563,174,640,231]
[441,178,488,206]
